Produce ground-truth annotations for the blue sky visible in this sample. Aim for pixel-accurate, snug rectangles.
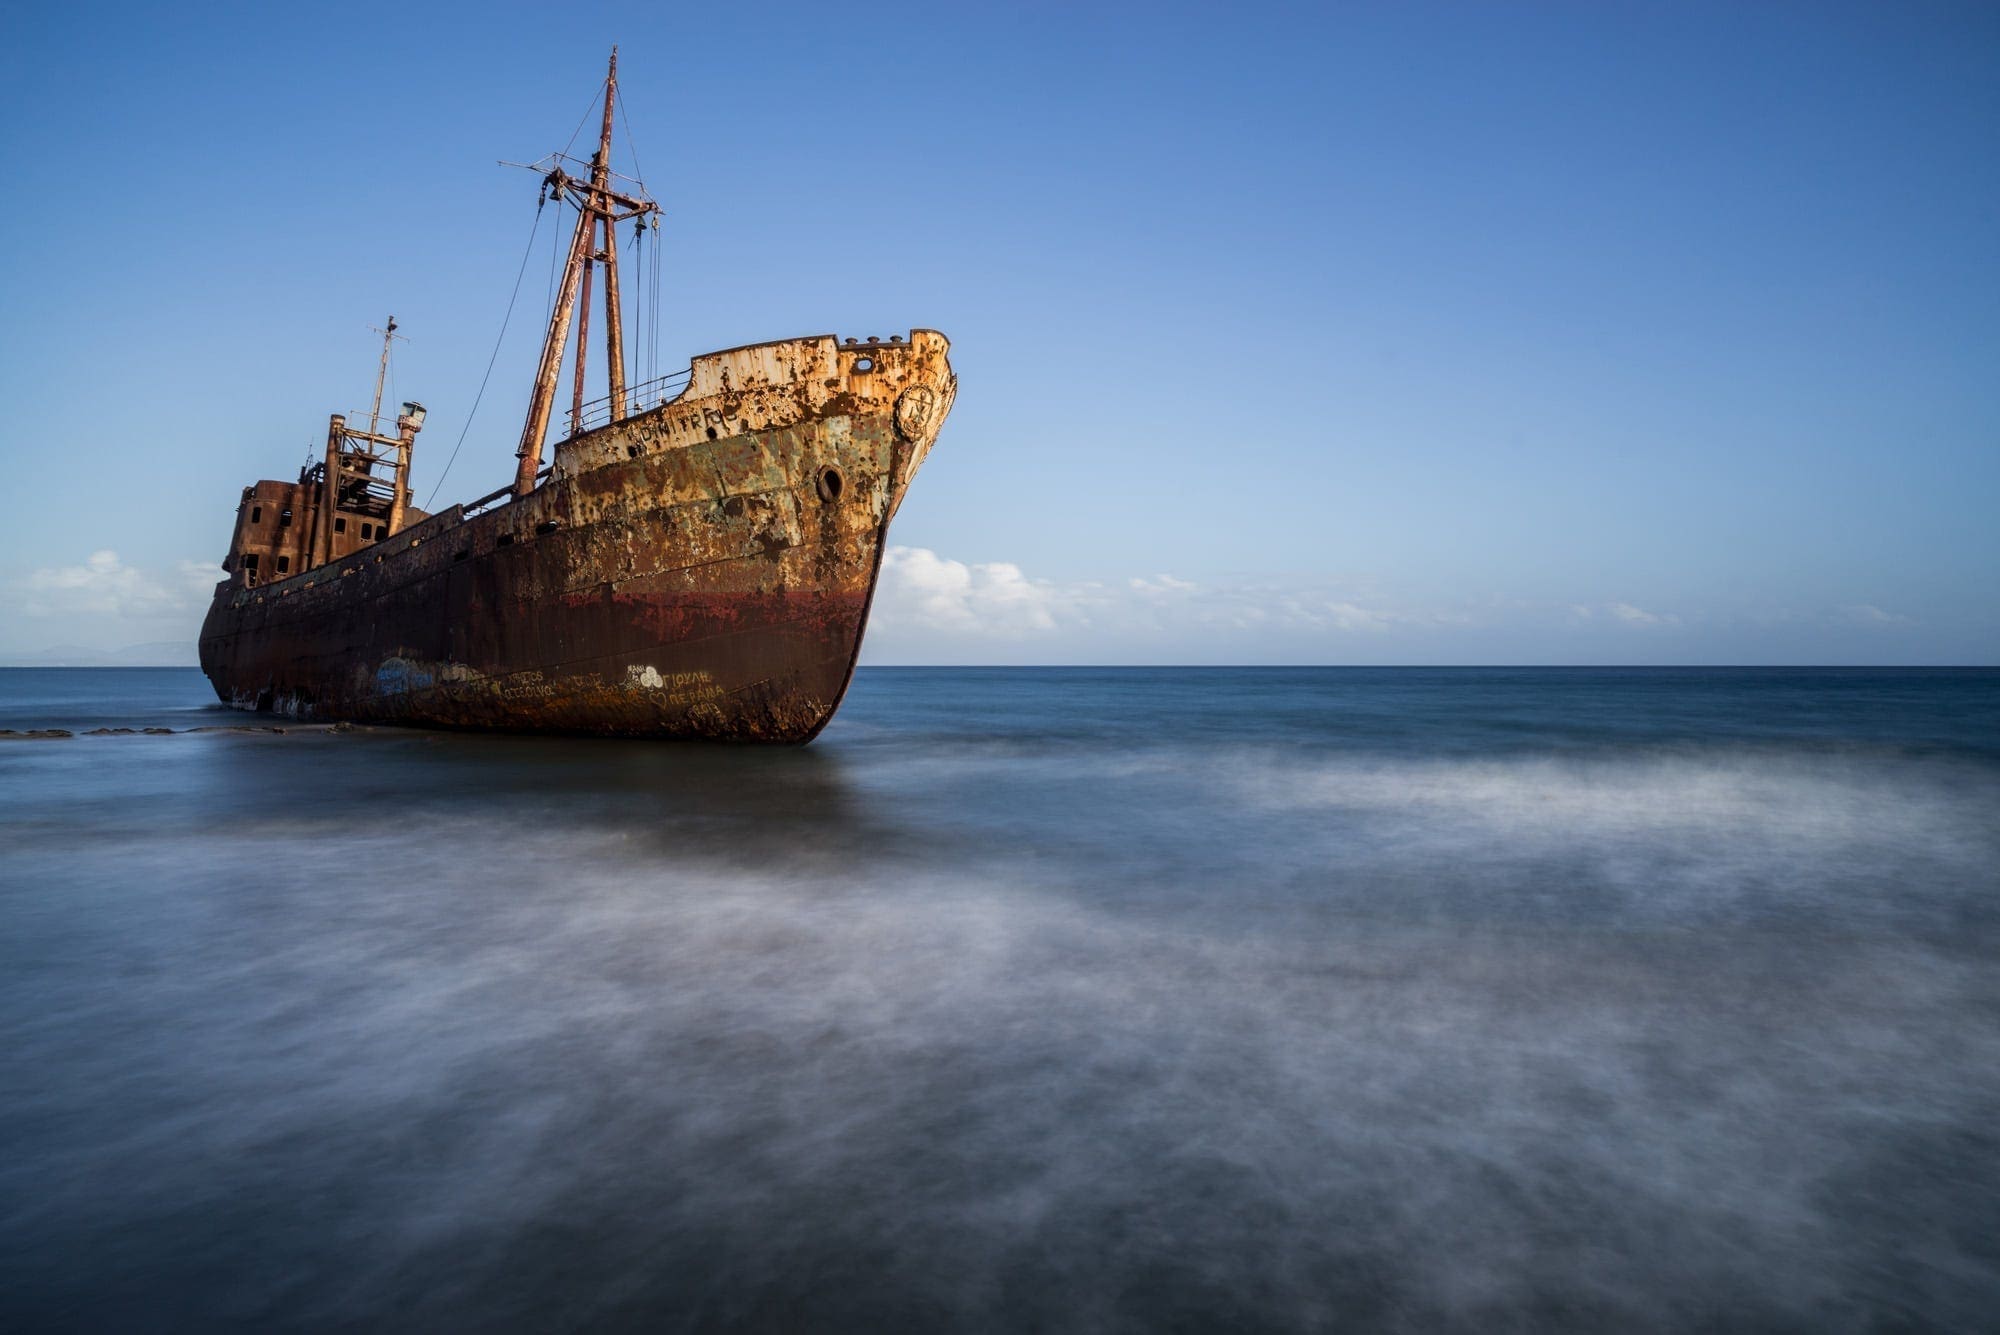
[2,0,1994,663]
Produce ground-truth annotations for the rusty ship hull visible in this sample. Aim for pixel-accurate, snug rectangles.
[199,331,954,742]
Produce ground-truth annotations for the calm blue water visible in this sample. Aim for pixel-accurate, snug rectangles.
[3,667,1997,1331]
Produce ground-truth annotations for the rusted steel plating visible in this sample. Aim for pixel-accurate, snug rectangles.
[203,329,956,741]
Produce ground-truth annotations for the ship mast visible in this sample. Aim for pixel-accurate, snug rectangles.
[514,48,657,497]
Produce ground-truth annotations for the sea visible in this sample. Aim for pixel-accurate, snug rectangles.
[2,666,1996,1332]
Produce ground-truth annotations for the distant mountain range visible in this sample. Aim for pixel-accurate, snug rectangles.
[0,642,202,667]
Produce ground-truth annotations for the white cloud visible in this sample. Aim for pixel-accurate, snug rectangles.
[874,547,1438,643]
[1836,604,1913,627]
[875,547,1065,636]
[1605,601,1679,627]
[15,550,215,618]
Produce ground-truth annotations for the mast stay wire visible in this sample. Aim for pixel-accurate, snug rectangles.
[650,213,663,384]
[615,85,645,392]
[631,221,642,392]
[545,183,563,321]
[561,79,607,162]
[424,76,644,506]
[615,85,645,185]
[423,201,548,509]
[614,84,667,388]
[527,80,599,373]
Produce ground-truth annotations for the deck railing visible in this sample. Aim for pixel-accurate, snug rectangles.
[566,368,692,437]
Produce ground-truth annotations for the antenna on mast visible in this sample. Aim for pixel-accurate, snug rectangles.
[367,316,407,437]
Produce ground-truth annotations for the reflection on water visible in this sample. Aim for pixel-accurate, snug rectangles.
[2,668,1997,1330]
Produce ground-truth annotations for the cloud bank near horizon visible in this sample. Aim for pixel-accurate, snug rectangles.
[860,548,1956,665]
[16,550,215,619]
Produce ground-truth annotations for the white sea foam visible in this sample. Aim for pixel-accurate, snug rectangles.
[3,711,1997,1328]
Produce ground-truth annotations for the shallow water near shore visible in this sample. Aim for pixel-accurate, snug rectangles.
[3,666,1997,1331]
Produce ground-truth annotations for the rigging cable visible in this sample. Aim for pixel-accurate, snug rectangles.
[423,201,547,509]
[560,80,606,163]
[545,188,563,322]
[651,214,663,385]
[652,221,660,385]
[630,220,642,393]
[616,87,643,179]
[615,85,664,387]
[615,85,641,394]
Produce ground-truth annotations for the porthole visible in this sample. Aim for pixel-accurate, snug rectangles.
[815,465,845,504]
[853,356,874,373]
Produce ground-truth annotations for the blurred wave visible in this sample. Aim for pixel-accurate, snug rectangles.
[2,668,1996,1330]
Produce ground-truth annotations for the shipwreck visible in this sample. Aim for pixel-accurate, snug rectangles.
[198,51,955,741]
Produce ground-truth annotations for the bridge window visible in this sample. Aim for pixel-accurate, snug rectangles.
[250,506,262,524]
[361,522,374,539]
[276,556,291,573]
[242,553,259,571]
[280,509,293,528]
[334,517,347,534]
